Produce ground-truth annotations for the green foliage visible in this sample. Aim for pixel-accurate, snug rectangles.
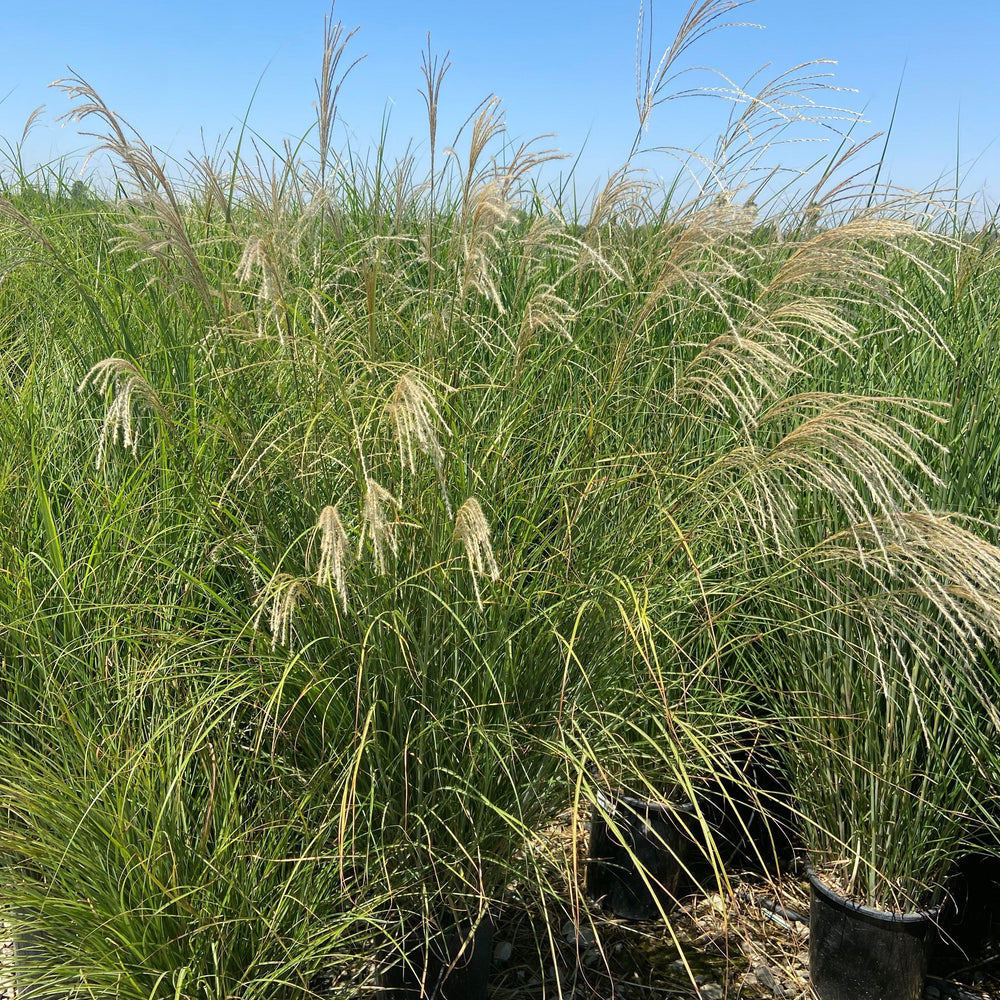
[3,7,1000,996]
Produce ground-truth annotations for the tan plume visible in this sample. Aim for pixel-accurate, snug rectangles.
[453,497,500,609]
[315,505,351,611]
[77,358,167,470]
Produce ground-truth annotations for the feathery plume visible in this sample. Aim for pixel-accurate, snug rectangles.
[235,236,285,340]
[315,504,351,610]
[517,284,577,361]
[387,372,450,476]
[453,497,500,608]
[361,479,400,574]
[253,573,309,649]
[77,358,166,470]
[235,236,280,301]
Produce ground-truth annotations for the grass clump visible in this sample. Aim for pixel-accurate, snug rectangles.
[3,2,1000,994]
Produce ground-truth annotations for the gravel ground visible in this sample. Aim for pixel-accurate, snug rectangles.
[1,917,13,1000]
[482,809,1000,1000]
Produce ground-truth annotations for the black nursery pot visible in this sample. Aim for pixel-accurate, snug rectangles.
[375,911,493,1000]
[808,870,937,1000]
[586,792,699,921]
[699,747,800,876]
[10,909,70,1000]
[929,851,1000,975]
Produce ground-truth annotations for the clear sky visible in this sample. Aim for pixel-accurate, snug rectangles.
[1,0,998,209]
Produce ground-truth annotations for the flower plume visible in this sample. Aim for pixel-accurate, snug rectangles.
[315,504,351,610]
[361,479,400,574]
[453,497,500,608]
[77,358,166,469]
[253,573,309,649]
[387,371,450,476]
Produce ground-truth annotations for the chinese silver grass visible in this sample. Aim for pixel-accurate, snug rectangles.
[452,497,499,609]
[314,504,350,611]
[253,572,309,649]
[53,73,217,312]
[582,167,655,252]
[5,2,1000,975]
[516,284,577,360]
[810,512,1000,673]
[235,236,281,302]
[361,478,400,574]
[387,371,450,477]
[760,504,1000,909]
[77,357,167,469]
[455,177,518,310]
[0,662,375,1000]
[235,235,285,341]
[447,97,565,310]
[664,229,935,433]
[680,391,946,567]
[514,213,576,280]
[632,0,757,153]
[314,5,363,189]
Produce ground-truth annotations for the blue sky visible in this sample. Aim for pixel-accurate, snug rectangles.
[1,0,998,208]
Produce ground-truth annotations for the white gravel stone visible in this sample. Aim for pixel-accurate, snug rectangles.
[493,939,513,963]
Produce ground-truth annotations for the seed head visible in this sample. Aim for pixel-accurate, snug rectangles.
[235,236,284,340]
[517,284,577,362]
[77,358,166,469]
[387,372,450,476]
[235,236,280,302]
[361,479,400,574]
[453,497,500,608]
[315,504,351,610]
[253,572,309,649]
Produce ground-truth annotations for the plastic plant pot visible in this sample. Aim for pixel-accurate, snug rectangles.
[699,750,800,877]
[929,852,1000,976]
[586,791,698,921]
[10,909,70,1000]
[375,910,493,1000]
[808,870,938,1000]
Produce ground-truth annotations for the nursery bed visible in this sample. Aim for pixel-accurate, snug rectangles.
[480,810,1000,1000]
[3,812,998,999]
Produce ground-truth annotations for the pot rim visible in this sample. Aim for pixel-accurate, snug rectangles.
[806,867,940,924]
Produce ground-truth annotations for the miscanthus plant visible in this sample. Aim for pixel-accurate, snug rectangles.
[0,652,373,1000]
[770,213,1000,910]
[4,0,1000,992]
[761,515,1000,911]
